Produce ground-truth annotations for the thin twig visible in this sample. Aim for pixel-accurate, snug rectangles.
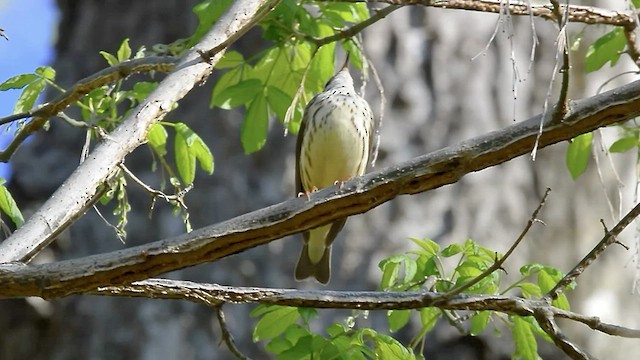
[214,304,251,360]
[546,200,640,300]
[438,188,551,300]
[310,5,403,47]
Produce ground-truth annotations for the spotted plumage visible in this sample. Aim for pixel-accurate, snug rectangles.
[294,62,374,284]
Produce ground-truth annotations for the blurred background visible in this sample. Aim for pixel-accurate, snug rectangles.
[1,0,639,359]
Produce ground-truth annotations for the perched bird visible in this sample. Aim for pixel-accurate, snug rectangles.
[294,59,374,284]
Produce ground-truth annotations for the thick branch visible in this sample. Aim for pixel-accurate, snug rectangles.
[2,80,640,298]
[0,0,276,263]
[326,0,636,27]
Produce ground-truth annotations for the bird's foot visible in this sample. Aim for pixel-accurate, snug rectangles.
[297,186,319,201]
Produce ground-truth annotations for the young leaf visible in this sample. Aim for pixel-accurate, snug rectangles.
[419,307,440,332]
[211,66,244,108]
[14,79,46,113]
[174,123,214,175]
[387,309,410,332]
[212,78,262,109]
[242,94,268,154]
[266,85,293,123]
[174,130,196,185]
[215,50,244,69]
[470,311,491,336]
[512,316,539,360]
[609,136,637,153]
[117,38,131,62]
[0,73,38,90]
[252,306,300,341]
[147,123,168,156]
[35,66,56,81]
[585,28,626,73]
[99,51,119,66]
[566,132,592,180]
[0,182,24,227]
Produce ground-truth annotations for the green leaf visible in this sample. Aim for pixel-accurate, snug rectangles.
[552,293,571,311]
[373,334,415,360]
[585,28,626,73]
[387,309,410,332]
[441,243,463,257]
[566,132,592,179]
[252,306,299,341]
[266,85,292,123]
[0,182,24,227]
[35,66,56,80]
[212,78,262,109]
[419,307,440,332]
[175,123,214,175]
[634,0,640,8]
[512,316,539,360]
[0,73,38,90]
[189,0,234,47]
[147,123,168,156]
[518,282,542,299]
[470,311,491,336]
[99,51,119,66]
[14,79,46,113]
[211,66,245,108]
[117,38,131,62]
[215,50,244,69]
[409,237,440,257]
[242,94,268,154]
[174,130,196,185]
[379,256,400,289]
[609,136,638,153]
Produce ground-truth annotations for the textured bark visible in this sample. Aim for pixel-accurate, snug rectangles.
[1,0,637,359]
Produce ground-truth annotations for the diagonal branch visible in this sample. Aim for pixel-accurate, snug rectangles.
[546,200,640,300]
[3,80,640,298]
[0,0,277,263]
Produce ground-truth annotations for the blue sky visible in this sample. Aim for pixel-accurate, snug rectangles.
[0,0,57,178]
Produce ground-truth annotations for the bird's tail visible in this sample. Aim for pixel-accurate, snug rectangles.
[295,242,331,284]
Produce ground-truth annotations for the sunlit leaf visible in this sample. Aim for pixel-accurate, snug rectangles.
[242,94,268,154]
[512,316,539,360]
[0,73,38,90]
[470,311,491,336]
[609,136,637,153]
[252,306,299,341]
[0,181,24,227]
[387,309,410,332]
[566,132,592,179]
[174,130,196,185]
[585,28,626,73]
[117,38,131,62]
[147,123,168,156]
[14,79,46,113]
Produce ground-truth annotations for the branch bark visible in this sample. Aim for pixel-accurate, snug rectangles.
[2,80,640,298]
[0,0,275,263]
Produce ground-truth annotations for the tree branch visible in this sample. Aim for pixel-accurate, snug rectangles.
[546,200,640,301]
[0,56,178,162]
[322,0,636,28]
[2,79,640,298]
[0,0,276,263]
[86,279,640,340]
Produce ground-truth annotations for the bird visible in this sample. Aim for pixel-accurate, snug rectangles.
[294,58,374,284]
